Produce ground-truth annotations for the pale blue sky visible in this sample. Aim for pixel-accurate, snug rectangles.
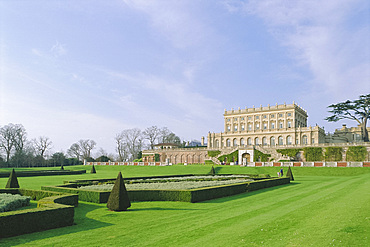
[1,0,369,155]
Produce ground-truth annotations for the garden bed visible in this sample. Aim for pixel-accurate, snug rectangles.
[0,188,78,238]
[42,175,290,203]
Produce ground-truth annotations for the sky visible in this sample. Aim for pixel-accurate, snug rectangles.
[0,0,369,157]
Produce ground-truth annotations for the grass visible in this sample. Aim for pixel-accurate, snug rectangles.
[0,165,369,246]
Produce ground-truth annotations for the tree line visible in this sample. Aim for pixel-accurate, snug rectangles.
[0,124,186,167]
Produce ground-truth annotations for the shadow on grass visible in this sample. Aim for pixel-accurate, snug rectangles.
[202,182,300,204]
[0,202,112,246]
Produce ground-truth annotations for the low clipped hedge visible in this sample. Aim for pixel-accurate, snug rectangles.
[41,184,110,204]
[0,189,77,238]
[0,169,86,178]
[44,177,290,203]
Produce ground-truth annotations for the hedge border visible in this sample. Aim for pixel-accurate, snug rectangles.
[0,169,86,178]
[0,189,77,238]
[43,177,290,203]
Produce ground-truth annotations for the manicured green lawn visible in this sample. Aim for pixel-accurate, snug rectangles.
[0,165,369,246]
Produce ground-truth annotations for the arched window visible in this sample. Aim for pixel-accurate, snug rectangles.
[233,138,237,147]
[287,136,292,145]
[255,137,259,145]
[247,138,252,145]
[278,136,284,145]
[262,137,267,145]
[226,139,231,147]
[240,138,245,146]
[270,136,275,146]
[302,135,308,144]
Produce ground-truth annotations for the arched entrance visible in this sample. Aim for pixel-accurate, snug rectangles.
[242,153,251,162]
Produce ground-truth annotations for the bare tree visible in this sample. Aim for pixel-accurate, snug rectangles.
[78,139,96,159]
[158,127,171,143]
[33,136,53,157]
[0,123,27,163]
[67,143,82,160]
[143,126,162,149]
[115,133,128,162]
[116,128,142,161]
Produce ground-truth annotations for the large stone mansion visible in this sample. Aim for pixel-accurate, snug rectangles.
[142,102,369,164]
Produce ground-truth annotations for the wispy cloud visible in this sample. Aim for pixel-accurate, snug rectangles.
[50,41,67,57]
[225,0,370,99]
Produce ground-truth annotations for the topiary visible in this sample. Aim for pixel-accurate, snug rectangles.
[5,169,20,188]
[107,172,131,211]
[60,164,64,170]
[91,165,96,174]
[286,166,294,181]
[210,166,216,176]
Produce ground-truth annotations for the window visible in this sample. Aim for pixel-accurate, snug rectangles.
[227,119,230,122]
[279,113,283,117]
[256,116,259,119]
[256,123,260,130]
[233,139,237,147]
[248,116,252,120]
[279,122,283,129]
[302,135,308,144]
[227,125,231,131]
[311,138,315,144]
[248,124,252,131]
[226,139,231,147]
[271,114,275,118]
[288,113,292,117]
[234,125,238,131]
[287,136,292,145]
[215,140,219,148]
[247,138,252,145]
[288,121,292,128]
[270,137,275,146]
[271,122,275,129]
[234,118,238,121]
[263,115,267,119]
[241,117,244,120]
[263,123,267,129]
[262,137,267,145]
[240,138,245,146]
[278,136,283,145]
[241,125,245,131]
[255,137,259,145]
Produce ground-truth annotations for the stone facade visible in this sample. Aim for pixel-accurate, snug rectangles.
[207,102,326,149]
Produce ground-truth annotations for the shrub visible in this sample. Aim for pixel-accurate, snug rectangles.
[91,165,96,174]
[0,193,31,213]
[208,150,221,157]
[286,167,294,181]
[5,169,19,188]
[210,166,216,176]
[254,149,271,162]
[107,172,131,211]
[218,150,238,163]
[346,146,367,161]
[277,149,302,160]
[324,147,343,161]
[303,147,323,161]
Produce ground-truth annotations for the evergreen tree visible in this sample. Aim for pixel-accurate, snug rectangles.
[286,166,294,181]
[5,169,20,188]
[60,164,64,170]
[107,172,131,211]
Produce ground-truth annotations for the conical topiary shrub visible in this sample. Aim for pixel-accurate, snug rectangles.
[286,166,294,181]
[60,164,64,170]
[91,165,96,174]
[107,172,131,211]
[5,169,20,188]
[210,166,216,176]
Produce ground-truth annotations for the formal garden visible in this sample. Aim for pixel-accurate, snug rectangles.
[0,164,369,246]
